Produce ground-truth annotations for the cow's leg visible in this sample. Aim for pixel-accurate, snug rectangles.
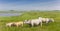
[22,24,23,27]
[31,22,34,27]
[45,21,49,26]
[8,25,11,27]
[40,21,42,27]
[16,25,18,27]
[46,21,48,24]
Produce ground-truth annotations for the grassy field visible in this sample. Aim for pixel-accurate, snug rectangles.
[0,11,60,31]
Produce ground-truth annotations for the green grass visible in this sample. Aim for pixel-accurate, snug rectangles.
[0,11,60,31]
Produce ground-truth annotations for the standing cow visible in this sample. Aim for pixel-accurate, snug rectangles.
[24,17,43,27]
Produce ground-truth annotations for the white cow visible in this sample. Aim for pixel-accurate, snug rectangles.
[24,17,42,27]
[48,18,54,22]
[41,18,54,24]
[6,22,14,27]
[13,21,24,27]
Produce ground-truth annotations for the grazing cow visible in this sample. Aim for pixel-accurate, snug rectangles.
[24,17,42,27]
[6,22,14,27]
[41,18,54,24]
[13,21,24,27]
[48,18,54,23]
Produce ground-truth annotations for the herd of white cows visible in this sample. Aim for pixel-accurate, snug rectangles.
[6,17,54,27]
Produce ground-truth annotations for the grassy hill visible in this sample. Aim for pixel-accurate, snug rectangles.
[0,11,60,31]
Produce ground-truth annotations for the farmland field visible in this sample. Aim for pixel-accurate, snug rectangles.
[0,11,60,31]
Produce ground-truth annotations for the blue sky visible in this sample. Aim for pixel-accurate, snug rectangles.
[0,0,60,11]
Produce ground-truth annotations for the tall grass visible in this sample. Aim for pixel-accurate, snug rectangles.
[0,11,60,31]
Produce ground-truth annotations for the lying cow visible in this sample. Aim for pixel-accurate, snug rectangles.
[6,22,14,27]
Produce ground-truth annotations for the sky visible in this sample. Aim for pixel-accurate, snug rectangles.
[0,0,60,11]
